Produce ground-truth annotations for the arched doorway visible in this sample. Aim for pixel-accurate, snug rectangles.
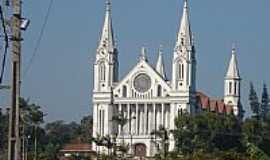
[134,143,146,157]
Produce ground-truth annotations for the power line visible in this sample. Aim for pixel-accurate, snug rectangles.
[0,4,9,84]
[23,0,54,79]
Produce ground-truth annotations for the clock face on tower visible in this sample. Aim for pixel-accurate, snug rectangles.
[133,73,151,93]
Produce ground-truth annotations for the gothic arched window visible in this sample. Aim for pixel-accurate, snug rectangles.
[178,63,184,80]
[157,85,162,97]
[181,64,184,80]
[229,82,232,94]
[234,82,237,95]
[99,62,106,81]
[123,85,127,97]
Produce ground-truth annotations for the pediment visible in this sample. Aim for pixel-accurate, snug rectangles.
[113,60,171,99]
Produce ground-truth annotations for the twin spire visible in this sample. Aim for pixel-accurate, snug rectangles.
[97,0,190,81]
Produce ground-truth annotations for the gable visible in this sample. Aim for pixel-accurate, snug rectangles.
[113,60,171,99]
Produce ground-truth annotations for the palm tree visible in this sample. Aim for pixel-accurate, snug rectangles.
[90,134,106,159]
[150,125,170,159]
[117,140,129,160]
[19,98,44,160]
[111,111,128,136]
[111,111,131,159]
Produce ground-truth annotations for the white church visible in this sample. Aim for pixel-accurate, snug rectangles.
[92,0,242,157]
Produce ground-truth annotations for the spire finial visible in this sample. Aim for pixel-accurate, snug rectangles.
[106,0,111,12]
[158,44,163,55]
[156,45,166,79]
[140,47,147,61]
[184,0,188,8]
[232,43,237,54]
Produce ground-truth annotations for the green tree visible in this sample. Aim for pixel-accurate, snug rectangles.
[19,98,45,160]
[261,83,269,121]
[0,108,8,160]
[79,115,93,143]
[247,143,270,160]
[173,112,245,158]
[111,111,128,136]
[249,82,261,120]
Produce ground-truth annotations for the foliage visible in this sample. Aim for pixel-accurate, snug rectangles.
[247,143,270,160]
[0,108,8,160]
[174,112,243,154]
[261,83,270,121]
[151,125,170,159]
[172,111,255,159]
[249,82,261,120]
[0,98,94,160]
[111,111,128,136]
[79,115,93,143]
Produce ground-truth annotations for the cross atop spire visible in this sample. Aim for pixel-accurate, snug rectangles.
[106,0,111,12]
[98,0,115,53]
[184,0,188,8]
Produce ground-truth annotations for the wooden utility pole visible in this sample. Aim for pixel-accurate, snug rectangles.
[8,0,22,159]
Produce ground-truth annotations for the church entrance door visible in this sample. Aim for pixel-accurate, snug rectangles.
[134,143,146,157]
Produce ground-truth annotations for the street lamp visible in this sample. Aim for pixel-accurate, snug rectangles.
[20,18,30,31]
[25,135,30,160]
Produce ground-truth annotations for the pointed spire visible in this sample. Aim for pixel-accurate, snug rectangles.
[175,0,192,49]
[156,45,166,79]
[226,46,240,79]
[98,0,115,52]
[140,47,147,61]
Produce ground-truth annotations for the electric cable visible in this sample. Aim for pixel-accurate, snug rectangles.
[23,0,54,79]
[0,5,9,84]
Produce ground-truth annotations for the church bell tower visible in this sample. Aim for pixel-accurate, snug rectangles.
[92,0,118,146]
[224,47,241,116]
[171,0,196,113]
[93,0,118,93]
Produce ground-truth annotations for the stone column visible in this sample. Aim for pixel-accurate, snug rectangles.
[170,104,176,130]
[161,103,164,128]
[131,105,136,135]
[123,104,127,135]
[136,103,139,135]
[148,105,152,134]
[153,103,156,132]
[140,106,144,135]
[164,105,168,129]
[167,104,170,129]
[156,105,160,129]
[119,104,122,135]
[144,104,147,135]
[93,104,98,136]
[127,104,130,134]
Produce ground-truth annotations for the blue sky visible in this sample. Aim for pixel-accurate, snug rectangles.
[0,0,269,122]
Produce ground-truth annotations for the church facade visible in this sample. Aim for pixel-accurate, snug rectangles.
[92,0,242,157]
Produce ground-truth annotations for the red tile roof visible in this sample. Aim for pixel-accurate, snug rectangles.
[60,143,93,152]
[196,91,233,114]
